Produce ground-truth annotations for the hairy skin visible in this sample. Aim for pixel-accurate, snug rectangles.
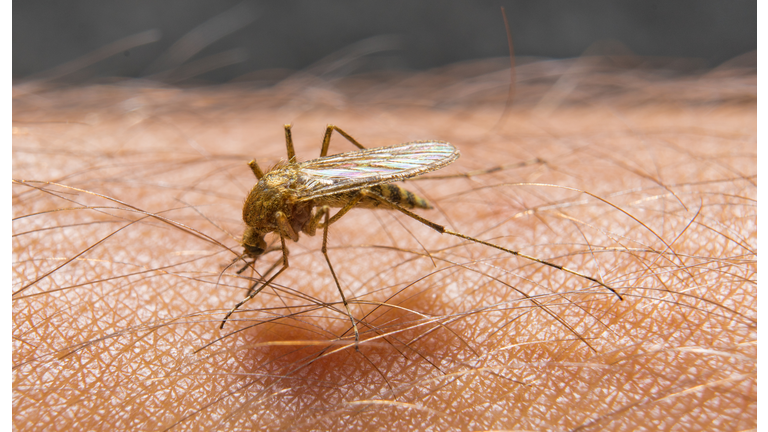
[12,62,756,431]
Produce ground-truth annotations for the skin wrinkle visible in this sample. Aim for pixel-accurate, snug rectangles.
[12,62,756,431]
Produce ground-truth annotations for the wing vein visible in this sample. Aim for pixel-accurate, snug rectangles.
[293,141,459,200]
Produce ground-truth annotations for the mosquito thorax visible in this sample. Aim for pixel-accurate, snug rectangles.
[242,172,291,231]
[242,165,313,242]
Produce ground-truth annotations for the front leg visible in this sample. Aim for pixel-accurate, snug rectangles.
[220,235,290,329]
[275,211,299,242]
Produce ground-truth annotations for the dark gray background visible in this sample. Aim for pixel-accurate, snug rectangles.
[13,0,756,82]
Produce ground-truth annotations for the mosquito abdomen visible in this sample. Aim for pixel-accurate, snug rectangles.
[368,184,432,209]
[317,184,431,210]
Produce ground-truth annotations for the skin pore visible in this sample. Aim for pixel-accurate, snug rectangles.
[12,61,756,431]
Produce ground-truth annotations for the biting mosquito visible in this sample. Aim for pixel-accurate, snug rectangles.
[221,124,623,344]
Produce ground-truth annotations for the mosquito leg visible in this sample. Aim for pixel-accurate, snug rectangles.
[245,254,284,296]
[284,124,296,160]
[320,124,366,157]
[247,159,265,180]
[325,194,367,227]
[235,257,255,274]
[220,235,290,329]
[320,206,360,347]
[308,193,367,236]
[304,206,328,236]
[358,189,623,300]
[275,211,299,242]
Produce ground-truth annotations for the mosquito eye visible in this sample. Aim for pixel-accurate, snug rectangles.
[244,244,264,257]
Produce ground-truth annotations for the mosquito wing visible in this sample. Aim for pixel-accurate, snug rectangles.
[293,141,459,200]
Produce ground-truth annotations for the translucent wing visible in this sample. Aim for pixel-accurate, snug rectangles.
[294,141,459,200]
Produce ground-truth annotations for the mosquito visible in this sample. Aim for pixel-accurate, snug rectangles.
[220,124,622,343]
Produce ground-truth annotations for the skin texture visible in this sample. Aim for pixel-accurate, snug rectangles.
[12,59,756,431]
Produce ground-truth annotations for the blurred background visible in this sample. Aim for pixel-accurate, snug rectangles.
[13,0,756,84]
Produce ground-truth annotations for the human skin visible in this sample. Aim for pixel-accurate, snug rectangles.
[12,63,756,431]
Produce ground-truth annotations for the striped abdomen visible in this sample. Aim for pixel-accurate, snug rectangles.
[317,184,432,209]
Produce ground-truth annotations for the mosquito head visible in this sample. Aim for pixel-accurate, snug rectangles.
[241,226,267,258]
